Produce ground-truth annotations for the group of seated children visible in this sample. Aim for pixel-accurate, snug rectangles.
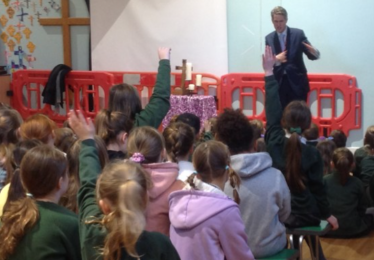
[0,46,373,260]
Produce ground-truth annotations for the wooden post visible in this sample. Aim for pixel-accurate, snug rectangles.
[175,59,193,95]
[38,0,90,105]
[38,0,90,68]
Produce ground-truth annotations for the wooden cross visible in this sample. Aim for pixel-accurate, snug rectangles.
[175,59,192,95]
[38,0,90,67]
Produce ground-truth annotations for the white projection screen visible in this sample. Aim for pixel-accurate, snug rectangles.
[91,0,228,76]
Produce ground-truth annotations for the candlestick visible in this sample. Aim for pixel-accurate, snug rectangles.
[188,84,195,91]
[196,74,202,86]
[186,62,192,80]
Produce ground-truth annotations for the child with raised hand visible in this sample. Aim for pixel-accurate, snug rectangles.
[0,144,81,260]
[108,47,171,129]
[127,126,185,236]
[68,110,180,260]
[162,122,195,182]
[263,46,338,260]
[215,108,290,258]
[169,140,255,260]
[324,148,374,238]
[95,109,133,160]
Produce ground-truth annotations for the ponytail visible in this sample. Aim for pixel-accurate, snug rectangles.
[102,180,146,260]
[163,122,195,163]
[3,168,25,212]
[95,109,133,146]
[228,167,241,204]
[285,133,305,192]
[0,197,39,259]
[332,148,353,186]
[96,161,149,260]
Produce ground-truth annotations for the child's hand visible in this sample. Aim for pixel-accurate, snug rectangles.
[203,120,212,132]
[158,47,171,60]
[326,215,339,230]
[68,110,95,140]
[262,46,276,76]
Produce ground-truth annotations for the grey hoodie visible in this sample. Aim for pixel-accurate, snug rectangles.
[224,152,291,258]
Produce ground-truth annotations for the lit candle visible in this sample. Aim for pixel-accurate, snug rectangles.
[185,62,192,80]
[188,84,195,91]
[195,74,202,86]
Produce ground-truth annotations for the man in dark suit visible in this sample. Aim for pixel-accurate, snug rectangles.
[265,6,320,109]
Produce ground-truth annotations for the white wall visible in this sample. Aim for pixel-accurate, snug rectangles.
[91,0,228,76]
[227,0,374,146]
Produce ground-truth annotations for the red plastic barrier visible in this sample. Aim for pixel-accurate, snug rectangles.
[220,73,362,137]
[11,70,221,125]
[308,74,361,136]
[11,70,115,126]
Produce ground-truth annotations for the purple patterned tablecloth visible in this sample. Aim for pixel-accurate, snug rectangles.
[162,95,217,130]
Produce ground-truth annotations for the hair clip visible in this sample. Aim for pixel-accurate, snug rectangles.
[26,193,33,198]
[129,152,145,163]
[225,165,229,170]
[290,127,302,134]
[192,171,198,175]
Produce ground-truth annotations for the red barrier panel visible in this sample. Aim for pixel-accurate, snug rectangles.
[11,70,221,125]
[11,70,115,126]
[220,73,362,137]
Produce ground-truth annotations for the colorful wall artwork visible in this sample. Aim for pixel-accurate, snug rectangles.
[0,0,64,73]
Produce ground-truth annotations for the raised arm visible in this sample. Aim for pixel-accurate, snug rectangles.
[68,110,105,260]
[135,47,172,128]
[263,46,284,144]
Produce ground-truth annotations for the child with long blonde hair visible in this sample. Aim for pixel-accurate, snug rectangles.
[169,140,254,260]
[68,110,180,260]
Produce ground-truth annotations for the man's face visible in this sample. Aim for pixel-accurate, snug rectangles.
[272,14,287,33]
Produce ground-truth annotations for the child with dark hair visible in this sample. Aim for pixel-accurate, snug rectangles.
[127,126,184,236]
[353,125,374,179]
[215,108,290,258]
[324,148,374,238]
[61,136,108,213]
[175,112,201,137]
[54,127,77,153]
[169,140,254,260]
[0,145,81,260]
[249,119,266,152]
[304,122,320,147]
[163,122,195,181]
[316,140,336,175]
[329,129,347,148]
[68,110,180,260]
[263,46,337,260]
[95,109,133,160]
[108,47,171,129]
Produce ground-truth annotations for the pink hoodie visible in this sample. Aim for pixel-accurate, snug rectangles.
[169,188,255,260]
[142,162,185,236]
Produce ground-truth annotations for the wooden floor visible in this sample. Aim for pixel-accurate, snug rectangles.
[301,230,374,260]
